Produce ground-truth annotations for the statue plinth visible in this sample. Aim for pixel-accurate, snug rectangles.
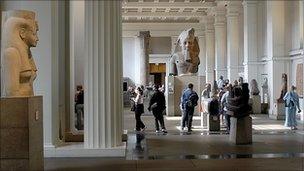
[249,95,261,114]
[270,101,285,120]
[165,75,205,116]
[207,114,220,131]
[0,96,43,171]
[229,116,252,145]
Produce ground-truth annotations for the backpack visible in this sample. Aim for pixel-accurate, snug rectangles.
[186,92,199,108]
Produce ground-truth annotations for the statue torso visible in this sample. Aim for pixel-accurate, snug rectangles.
[19,56,37,96]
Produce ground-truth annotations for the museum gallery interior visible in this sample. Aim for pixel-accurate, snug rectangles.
[0,0,304,171]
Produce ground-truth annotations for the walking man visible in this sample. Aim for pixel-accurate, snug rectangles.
[148,85,167,133]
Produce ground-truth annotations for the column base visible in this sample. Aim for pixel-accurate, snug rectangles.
[44,143,126,157]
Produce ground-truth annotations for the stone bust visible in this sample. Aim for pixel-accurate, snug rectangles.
[169,28,200,76]
[1,10,39,97]
[250,79,260,96]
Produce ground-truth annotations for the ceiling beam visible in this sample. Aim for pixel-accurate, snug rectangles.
[122,2,215,9]
[123,12,206,18]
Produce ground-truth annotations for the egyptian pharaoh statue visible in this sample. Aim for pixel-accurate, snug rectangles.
[1,10,39,97]
[169,28,200,76]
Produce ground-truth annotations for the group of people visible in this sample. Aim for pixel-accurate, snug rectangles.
[201,76,251,132]
[129,85,168,133]
[129,75,302,134]
[212,76,301,131]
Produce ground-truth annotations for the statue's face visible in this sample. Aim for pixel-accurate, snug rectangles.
[23,25,39,47]
[181,36,195,62]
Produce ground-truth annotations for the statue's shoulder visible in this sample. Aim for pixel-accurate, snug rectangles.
[2,47,20,63]
[4,47,19,56]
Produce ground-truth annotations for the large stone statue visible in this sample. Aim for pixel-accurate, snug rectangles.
[169,28,200,76]
[250,79,260,95]
[1,10,39,97]
[277,73,287,102]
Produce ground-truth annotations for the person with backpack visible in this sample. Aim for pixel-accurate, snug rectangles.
[180,83,199,132]
[148,85,167,133]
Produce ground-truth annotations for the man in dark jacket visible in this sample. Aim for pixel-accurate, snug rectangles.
[148,85,167,133]
[181,83,199,132]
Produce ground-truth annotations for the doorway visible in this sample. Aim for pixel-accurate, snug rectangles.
[150,63,166,86]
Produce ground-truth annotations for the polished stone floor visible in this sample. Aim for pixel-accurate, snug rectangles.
[45,109,304,171]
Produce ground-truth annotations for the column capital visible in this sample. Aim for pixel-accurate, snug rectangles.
[242,1,258,7]
[226,1,242,17]
[138,31,151,38]
[205,15,215,32]
[213,6,226,25]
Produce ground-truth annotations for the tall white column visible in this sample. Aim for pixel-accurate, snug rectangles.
[226,1,242,83]
[84,0,123,148]
[266,1,290,115]
[243,1,259,83]
[214,6,227,80]
[205,16,215,83]
[198,35,206,76]
[137,31,151,86]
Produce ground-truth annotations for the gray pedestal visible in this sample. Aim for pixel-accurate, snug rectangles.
[270,102,285,120]
[208,114,220,131]
[165,75,205,116]
[229,116,252,145]
[250,95,261,114]
[201,112,208,129]
[0,96,44,171]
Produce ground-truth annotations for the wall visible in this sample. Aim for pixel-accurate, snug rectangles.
[149,37,171,54]
[122,37,137,84]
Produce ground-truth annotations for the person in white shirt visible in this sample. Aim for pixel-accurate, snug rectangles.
[221,84,232,131]
[133,86,146,131]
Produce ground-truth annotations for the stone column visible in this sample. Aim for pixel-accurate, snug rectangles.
[214,6,227,80]
[226,1,242,83]
[266,1,290,117]
[205,15,215,83]
[198,35,206,76]
[243,1,259,83]
[137,31,151,86]
[84,0,123,148]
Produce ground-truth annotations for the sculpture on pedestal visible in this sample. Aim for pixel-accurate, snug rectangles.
[250,79,260,95]
[226,83,251,118]
[169,28,200,76]
[1,10,39,97]
[277,73,287,103]
[262,77,268,103]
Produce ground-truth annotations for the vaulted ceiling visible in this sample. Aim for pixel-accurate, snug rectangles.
[122,0,216,23]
